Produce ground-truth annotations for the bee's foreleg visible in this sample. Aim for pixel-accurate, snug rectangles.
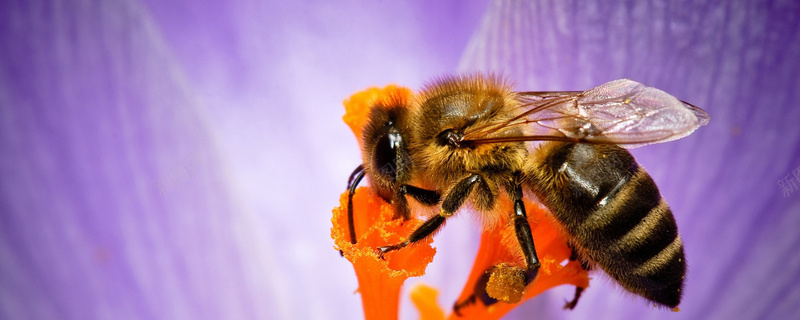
[345,164,366,247]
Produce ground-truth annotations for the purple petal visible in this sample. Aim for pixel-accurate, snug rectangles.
[2,0,799,320]
[0,1,291,319]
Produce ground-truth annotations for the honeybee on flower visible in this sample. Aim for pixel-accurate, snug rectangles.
[333,74,708,318]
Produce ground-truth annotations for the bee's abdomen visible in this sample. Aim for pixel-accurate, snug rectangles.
[530,143,685,308]
[586,170,685,308]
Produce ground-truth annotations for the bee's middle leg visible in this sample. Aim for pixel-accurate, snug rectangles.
[400,184,440,206]
[378,174,487,256]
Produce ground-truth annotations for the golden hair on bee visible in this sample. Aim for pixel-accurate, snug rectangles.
[407,75,527,194]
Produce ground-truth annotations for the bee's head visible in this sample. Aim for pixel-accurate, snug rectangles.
[360,98,411,201]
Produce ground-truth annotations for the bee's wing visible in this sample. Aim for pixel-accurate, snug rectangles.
[465,79,710,148]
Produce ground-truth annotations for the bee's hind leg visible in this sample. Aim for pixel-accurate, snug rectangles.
[509,179,541,283]
[452,265,501,316]
[563,244,589,310]
[460,179,540,307]
[563,286,584,310]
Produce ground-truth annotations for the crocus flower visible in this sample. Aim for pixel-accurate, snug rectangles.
[1,1,799,320]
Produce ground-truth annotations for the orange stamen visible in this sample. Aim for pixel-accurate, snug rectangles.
[333,85,432,320]
[331,188,436,320]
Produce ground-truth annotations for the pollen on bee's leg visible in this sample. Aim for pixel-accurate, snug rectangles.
[486,264,526,304]
[331,188,436,320]
[447,200,590,320]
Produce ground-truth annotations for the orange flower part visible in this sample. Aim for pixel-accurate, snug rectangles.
[342,85,412,140]
[332,85,434,320]
[331,188,436,320]
[446,199,590,320]
[410,283,445,320]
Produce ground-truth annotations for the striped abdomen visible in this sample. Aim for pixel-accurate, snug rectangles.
[527,142,685,308]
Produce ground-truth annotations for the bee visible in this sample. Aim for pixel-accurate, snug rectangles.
[345,75,709,310]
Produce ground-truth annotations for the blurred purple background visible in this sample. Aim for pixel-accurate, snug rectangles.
[1,0,798,319]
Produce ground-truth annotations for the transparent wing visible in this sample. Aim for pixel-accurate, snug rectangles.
[463,79,710,148]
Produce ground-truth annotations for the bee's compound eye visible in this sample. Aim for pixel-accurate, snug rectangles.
[373,130,402,182]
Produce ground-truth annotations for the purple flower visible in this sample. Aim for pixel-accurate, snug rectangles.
[1,0,798,319]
